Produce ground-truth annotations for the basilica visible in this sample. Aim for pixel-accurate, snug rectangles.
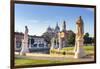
[46,21,68,50]
[46,21,67,37]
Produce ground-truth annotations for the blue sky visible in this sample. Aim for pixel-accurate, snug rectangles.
[15,4,94,37]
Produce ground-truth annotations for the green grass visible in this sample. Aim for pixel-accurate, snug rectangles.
[15,58,88,66]
[51,46,94,55]
[15,58,64,66]
[62,46,94,51]
[15,46,95,66]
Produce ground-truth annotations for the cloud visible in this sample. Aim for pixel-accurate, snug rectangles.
[85,8,94,12]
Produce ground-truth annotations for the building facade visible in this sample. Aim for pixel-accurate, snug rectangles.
[15,21,68,53]
[15,32,49,53]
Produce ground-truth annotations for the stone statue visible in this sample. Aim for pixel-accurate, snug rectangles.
[25,26,28,34]
[20,26,29,55]
[74,16,86,58]
[58,32,63,50]
[76,16,84,40]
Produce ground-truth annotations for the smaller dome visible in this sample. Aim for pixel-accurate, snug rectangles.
[47,26,53,33]
[47,26,52,31]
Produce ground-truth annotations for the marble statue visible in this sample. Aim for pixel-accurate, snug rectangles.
[74,16,86,58]
[20,26,29,55]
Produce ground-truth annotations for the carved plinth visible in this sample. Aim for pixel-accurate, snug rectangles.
[20,40,29,56]
[74,39,86,58]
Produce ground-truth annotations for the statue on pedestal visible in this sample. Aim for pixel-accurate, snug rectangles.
[74,16,86,58]
[50,21,67,51]
[58,33,62,50]
[20,26,29,56]
[58,32,65,50]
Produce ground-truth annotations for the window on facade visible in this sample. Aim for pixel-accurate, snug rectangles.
[31,44,37,47]
[16,42,21,48]
[39,44,44,47]
[31,39,34,44]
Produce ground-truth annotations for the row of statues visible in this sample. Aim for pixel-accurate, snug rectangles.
[19,16,86,58]
[50,16,86,58]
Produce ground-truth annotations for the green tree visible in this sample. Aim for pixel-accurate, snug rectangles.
[84,32,93,45]
[84,33,89,37]
[42,32,55,44]
[67,30,75,46]
[84,33,89,45]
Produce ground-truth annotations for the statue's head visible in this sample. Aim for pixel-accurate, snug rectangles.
[25,26,27,29]
[25,26,28,33]
[76,16,83,25]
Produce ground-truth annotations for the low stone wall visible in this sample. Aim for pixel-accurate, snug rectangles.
[29,48,50,54]
[15,47,50,54]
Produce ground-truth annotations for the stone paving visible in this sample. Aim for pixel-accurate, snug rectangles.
[15,52,94,62]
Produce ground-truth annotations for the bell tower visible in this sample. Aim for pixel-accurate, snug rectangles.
[62,20,66,32]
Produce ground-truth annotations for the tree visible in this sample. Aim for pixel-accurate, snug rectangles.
[91,37,95,44]
[42,32,55,44]
[84,33,89,45]
[84,33,89,37]
[84,32,93,45]
[67,30,75,46]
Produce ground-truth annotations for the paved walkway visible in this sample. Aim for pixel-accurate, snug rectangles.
[15,52,94,62]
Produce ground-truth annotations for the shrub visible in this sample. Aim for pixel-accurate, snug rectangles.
[50,49,67,55]
[62,51,66,55]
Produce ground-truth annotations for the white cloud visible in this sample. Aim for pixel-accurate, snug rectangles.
[85,8,94,12]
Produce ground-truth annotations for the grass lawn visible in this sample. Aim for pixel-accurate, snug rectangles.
[15,57,91,66]
[62,46,94,55]
[15,46,95,66]
[62,46,94,51]
[50,46,94,55]
[15,58,64,66]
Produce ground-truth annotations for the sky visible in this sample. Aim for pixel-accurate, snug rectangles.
[15,3,94,37]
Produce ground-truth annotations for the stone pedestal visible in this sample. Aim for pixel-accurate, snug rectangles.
[50,38,55,50]
[55,39,58,48]
[58,37,62,50]
[74,39,86,58]
[62,39,66,48]
[20,40,29,56]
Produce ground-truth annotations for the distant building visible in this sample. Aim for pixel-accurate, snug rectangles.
[46,21,67,36]
[52,21,68,49]
[15,32,24,51]
[46,23,60,36]
[45,21,68,48]
[15,32,49,53]
[15,20,69,53]
[28,35,48,51]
